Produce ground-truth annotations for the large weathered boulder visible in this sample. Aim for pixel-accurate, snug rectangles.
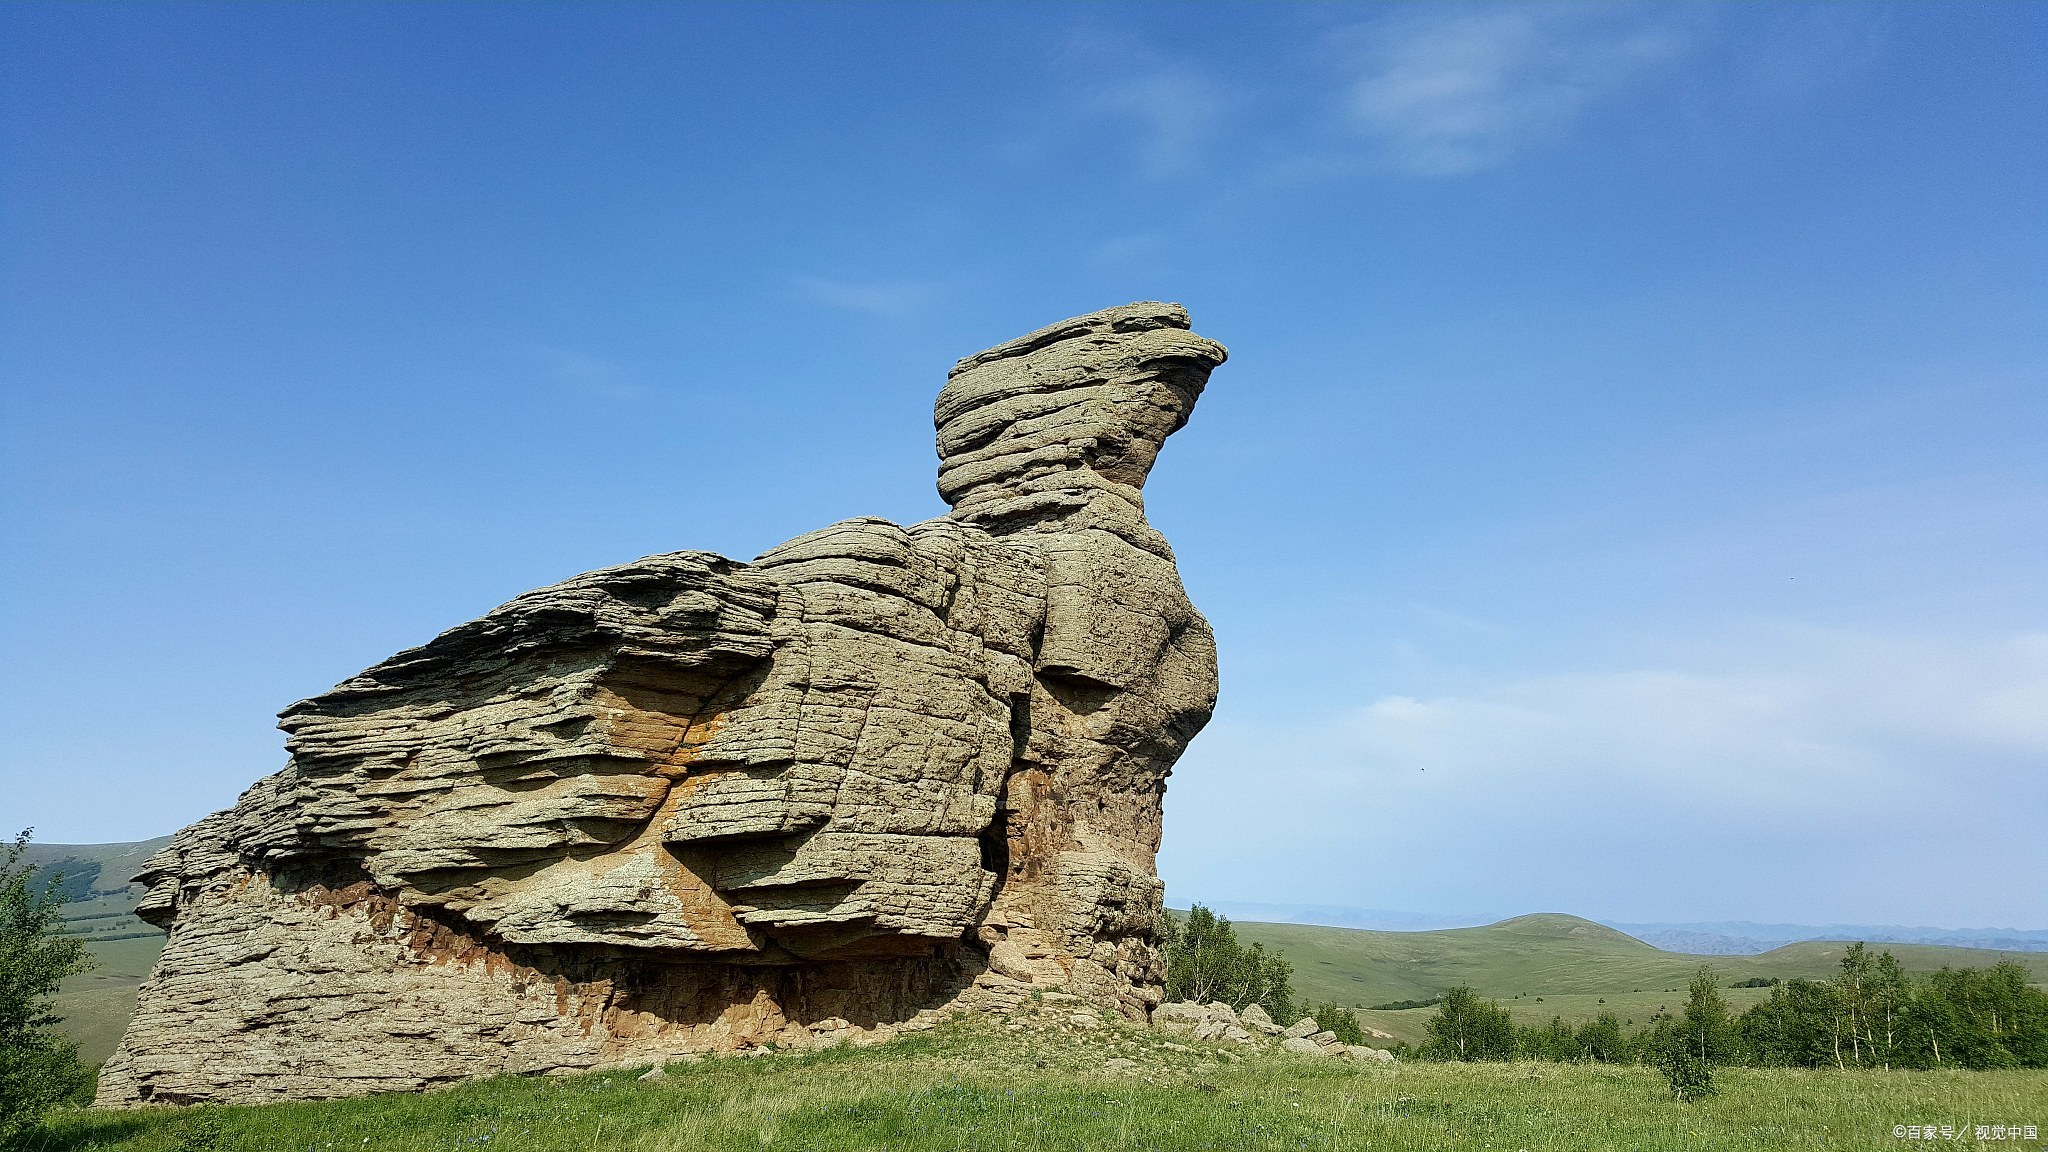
[96,303,1225,1106]
[1282,1016,1322,1040]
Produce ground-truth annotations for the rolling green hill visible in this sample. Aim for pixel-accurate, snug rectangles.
[28,835,169,947]
[21,836,170,907]
[19,838,172,1063]
[1228,913,2048,1047]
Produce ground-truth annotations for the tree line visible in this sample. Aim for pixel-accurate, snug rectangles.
[1419,943,2048,1072]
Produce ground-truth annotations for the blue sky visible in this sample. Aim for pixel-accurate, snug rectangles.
[3,3,2042,928]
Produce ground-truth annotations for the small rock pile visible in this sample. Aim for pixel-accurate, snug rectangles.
[1150,1002,1395,1064]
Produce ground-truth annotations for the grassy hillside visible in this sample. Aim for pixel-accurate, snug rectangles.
[1235,912,2048,1004]
[21,836,171,906]
[1229,913,2048,1048]
[25,1012,2048,1151]
[22,838,172,1063]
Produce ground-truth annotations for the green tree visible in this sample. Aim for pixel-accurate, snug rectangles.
[1234,943,1295,1025]
[1738,978,1843,1068]
[1,829,95,1143]
[1730,954,2048,1072]
[1992,961,2048,1067]
[1679,965,1742,1064]
[1894,981,1964,1069]
[1160,905,1295,1023]
[1420,986,1516,1061]
[1307,1002,1363,1045]
[1861,950,1909,1068]
[1517,1016,1579,1061]
[1818,944,1912,1069]
[1831,943,1879,1068]
[1159,905,1232,1005]
[1906,962,2048,1070]
[1574,1013,1626,1063]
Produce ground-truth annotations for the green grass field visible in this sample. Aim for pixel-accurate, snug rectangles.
[1231,913,2048,1037]
[57,935,166,1065]
[25,1013,2048,1151]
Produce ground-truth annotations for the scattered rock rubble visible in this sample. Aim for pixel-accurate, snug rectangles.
[1152,1001,1396,1064]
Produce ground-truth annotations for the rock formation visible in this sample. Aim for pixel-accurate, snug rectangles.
[98,302,1226,1105]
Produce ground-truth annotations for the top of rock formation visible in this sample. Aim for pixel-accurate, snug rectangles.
[937,301,1225,554]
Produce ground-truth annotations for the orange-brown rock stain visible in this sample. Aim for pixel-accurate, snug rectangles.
[590,678,756,952]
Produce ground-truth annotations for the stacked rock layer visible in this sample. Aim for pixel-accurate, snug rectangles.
[99,302,1226,1105]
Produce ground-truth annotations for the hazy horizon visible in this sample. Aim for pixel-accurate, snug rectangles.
[22,832,2048,937]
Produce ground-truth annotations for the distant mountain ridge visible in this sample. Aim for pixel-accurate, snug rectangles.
[1201,901,1496,932]
[1606,921,2048,956]
[1199,899,2048,954]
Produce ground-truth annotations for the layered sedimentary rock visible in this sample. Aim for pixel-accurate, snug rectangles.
[99,302,1225,1105]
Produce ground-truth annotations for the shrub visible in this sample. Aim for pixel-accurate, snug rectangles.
[1307,1003,1363,1045]
[1517,1016,1579,1061]
[1420,987,1516,1062]
[1575,1013,1627,1062]
[1658,1049,1716,1101]
[1,829,96,1144]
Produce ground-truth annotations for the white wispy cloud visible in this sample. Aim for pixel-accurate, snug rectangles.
[1036,27,1235,181]
[792,275,941,319]
[1164,626,2048,924]
[522,345,645,399]
[1086,231,1174,277]
[1296,627,2047,817]
[1332,6,1691,175]
[1091,65,1230,179]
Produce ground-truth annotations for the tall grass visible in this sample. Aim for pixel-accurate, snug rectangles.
[25,1016,2048,1151]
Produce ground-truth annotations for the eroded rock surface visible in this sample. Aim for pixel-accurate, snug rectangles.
[100,302,1226,1105]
